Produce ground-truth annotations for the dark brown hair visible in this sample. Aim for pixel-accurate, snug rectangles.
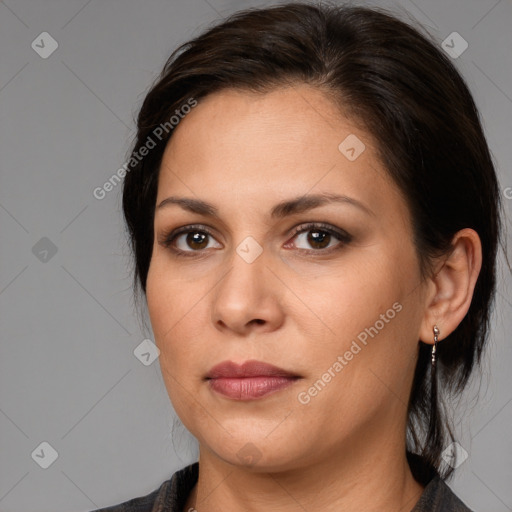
[122,1,503,482]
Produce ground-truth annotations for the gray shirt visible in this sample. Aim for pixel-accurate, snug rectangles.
[92,462,474,512]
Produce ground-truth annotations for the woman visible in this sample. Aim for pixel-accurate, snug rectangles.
[93,2,503,511]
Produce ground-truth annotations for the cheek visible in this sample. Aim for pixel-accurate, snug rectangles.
[292,246,421,390]
[146,264,183,369]
[146,256,192,334]
[291,253,408,338]
[146,265,206,424]
[146,261,207,370]
[145,264,168,340]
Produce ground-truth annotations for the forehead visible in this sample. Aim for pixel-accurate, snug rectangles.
[163,85,352,163]
[156,86,405,221]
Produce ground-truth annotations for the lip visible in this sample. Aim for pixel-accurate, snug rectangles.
[206,360,299,379]
[205,360,301,400]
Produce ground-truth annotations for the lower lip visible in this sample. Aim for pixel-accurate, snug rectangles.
[207,376,298,400]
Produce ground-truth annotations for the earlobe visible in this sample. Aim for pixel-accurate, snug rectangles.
[419,228,482,344]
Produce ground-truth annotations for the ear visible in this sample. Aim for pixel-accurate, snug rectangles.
[419,228,482,344]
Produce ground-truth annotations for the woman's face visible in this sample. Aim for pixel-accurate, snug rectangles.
[146,85,430,471]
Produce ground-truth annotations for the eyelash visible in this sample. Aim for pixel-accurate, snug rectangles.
[158,222,352,257]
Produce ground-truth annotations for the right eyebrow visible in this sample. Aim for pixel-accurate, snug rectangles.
[156,197,217,216]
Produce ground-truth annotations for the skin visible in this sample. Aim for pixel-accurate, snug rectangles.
[145,84,482,512]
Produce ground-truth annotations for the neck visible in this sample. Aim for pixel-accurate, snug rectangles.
[184,431,425,512]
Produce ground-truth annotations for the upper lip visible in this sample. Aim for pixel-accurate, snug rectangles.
[205,360,300,379]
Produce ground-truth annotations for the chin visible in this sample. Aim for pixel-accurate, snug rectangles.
[198,426,313,472]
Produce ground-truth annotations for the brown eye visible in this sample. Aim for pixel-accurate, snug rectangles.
[306,230,332,249]
[185,232,209,250]
[160,225,222,254]
[289,223,351,252]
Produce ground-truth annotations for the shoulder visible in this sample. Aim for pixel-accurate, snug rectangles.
[89,462,199,512]
[412,475,475,512]
[89,481,169,512]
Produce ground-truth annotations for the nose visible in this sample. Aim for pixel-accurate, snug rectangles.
[211,245,285,336]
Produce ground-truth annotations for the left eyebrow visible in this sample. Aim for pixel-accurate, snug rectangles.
[156,192,375,218]
[270,193,375,218]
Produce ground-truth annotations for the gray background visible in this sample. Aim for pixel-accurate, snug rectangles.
[0,0,511,510]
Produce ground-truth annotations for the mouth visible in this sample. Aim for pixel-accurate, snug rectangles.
[205,360,301,401]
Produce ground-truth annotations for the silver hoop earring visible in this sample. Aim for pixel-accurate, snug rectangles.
[432,325,439,368]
